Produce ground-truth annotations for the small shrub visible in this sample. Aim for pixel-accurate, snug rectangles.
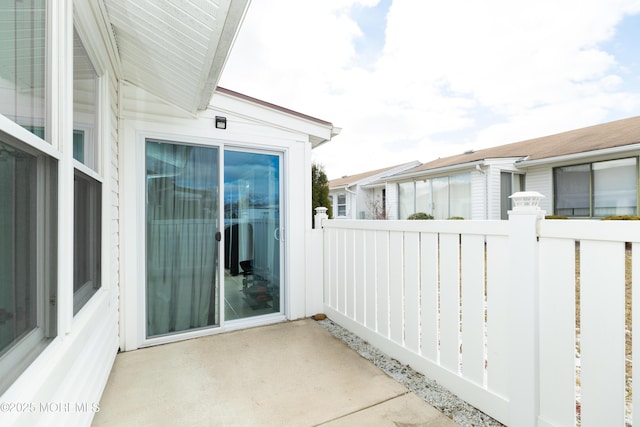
[545,215,568,220]
[407,212,434,220]
[600,215,640,221]
[448,216,464,220]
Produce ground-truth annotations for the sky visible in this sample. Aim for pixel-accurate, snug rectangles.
[219,0,640,180]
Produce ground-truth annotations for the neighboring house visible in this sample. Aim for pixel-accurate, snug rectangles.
[383,116,640,220]
[0,1,339,425]
[328,161,420,219]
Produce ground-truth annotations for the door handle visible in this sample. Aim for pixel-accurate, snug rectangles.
[215,231,221,242]
[274,228,280,241]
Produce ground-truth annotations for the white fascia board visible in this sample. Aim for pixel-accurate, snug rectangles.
[210,90,337,146]
[74,0,122,77]
[361,182,387,189]
[516,143,640,168]
[197,0,251,110]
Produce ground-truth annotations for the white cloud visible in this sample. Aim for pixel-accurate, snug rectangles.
[220,0,640,179]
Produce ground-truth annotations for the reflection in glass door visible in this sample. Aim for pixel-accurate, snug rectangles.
[223,150,282,320]
[146,140,220,337]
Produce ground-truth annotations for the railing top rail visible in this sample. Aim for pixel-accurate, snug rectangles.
[322,219,509,236]
[539,219,640,243]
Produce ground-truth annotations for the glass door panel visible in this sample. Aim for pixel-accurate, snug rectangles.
[146,140,220,337]
[223,150,281,320]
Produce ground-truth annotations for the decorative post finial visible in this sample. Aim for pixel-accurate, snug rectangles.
[509,191,545,213]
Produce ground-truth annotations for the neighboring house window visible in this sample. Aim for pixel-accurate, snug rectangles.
[0,0,57,395]
[449,173,471,218]
[415,180,431,215]
[337,193,347,217]
[398,181,415,219]
[398,173,471,219]
[554,158,638,217]
[73,29,101,313]
[500,172,525,219]
[382,188,386,217]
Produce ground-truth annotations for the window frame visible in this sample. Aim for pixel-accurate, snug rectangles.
[72,166,102,314]
[553,157,638,218]
[0,131,58,395]
[71,25,104,315]
[397,172,472,220]
[336,193,347,217]
[501,171,526,220]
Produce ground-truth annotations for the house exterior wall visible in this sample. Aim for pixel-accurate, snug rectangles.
[119,86,321,351]
[386,183,399,220]
[522,165,552,213]
[470,170,487,220]
[487,164,503,220]
[356,187,369,219]
[0,1,120,425]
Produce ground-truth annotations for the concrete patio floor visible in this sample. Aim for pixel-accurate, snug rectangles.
[92,319,457,426]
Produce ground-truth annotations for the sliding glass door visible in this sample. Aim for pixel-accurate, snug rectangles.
[146,140,220,337]
[223,150,282,320]
[145,140,283,338]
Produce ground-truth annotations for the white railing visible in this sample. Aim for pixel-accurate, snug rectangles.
[313,198,639,427]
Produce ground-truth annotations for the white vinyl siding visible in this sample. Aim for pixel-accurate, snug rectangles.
[385,183,399,220]
[521,165,551,212]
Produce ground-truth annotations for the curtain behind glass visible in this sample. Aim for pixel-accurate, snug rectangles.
[432,177,449,219]
[415,180,432,215]
[398,182,415,219]
[146,140,219,337]
[593,158,637,217]
[449,173,471,219]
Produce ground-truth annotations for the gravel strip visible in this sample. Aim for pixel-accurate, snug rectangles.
[316,318,504,427]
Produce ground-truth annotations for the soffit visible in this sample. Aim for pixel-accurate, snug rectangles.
[103,0,249,113]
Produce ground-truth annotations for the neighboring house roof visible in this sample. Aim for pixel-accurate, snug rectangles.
[103,0,250,113]
[395,115,640,177]
[329,161,421,189]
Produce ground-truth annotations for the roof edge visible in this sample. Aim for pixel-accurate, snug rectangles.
[215,86,334,127]
[517,142,640,167]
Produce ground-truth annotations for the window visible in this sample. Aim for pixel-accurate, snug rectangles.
[73,28,99,169]
[0,135,57,394]
[398,173,471,219]
[554,158,637,217]
[73,170,102,314]
[337,193,347,217]
[0,0,47,140]
[72,28,101,314]
[593,158,637,216]
[554,164,590,216]
[500,172,525,219]
[449,173,471,218]
[415,180,431,214]
[398,182,415,219]
[0,0,56,396]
